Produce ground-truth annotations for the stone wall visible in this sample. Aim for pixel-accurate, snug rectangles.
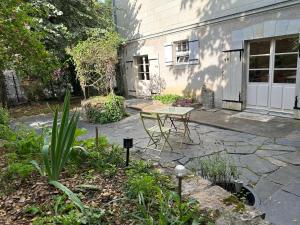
[3,70,27,106]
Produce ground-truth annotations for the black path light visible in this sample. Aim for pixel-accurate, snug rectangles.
[174,165,187,203]
[123,138,133,166]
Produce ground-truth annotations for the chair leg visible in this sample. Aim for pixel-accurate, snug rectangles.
[169,118,178,131]
[146,132,159,148]
[161,131,173,151]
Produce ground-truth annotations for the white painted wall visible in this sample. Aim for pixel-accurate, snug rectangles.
[115,0,298,40]
[116,0,300,111]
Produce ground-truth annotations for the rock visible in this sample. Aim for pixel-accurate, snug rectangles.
[216,208,270,225]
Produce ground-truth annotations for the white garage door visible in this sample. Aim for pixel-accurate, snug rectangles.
[247,36,298,114]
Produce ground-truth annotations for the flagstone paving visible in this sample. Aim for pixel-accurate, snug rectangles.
[15,111,300,225]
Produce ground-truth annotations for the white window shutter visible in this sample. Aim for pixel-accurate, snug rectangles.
[189,40,199,65]
[164,43,173,66]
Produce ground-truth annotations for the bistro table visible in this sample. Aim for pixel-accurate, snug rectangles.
[145,106,194,147]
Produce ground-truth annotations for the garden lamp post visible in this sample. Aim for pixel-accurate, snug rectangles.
[174,165,187,202]
[123,138,133,167]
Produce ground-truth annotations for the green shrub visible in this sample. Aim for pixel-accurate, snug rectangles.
[13,126,44,156]
[126,161,213,225]
[7,162,35,178]
[126,161,173,202]
[0,107,9,125]
[153,94,182,104]
[0,124,15,140]
[192,153,239,186]
[87,145,124,177]
[82,94,125,124]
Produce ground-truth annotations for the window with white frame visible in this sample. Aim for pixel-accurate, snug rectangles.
[136,55,150,80]
[175,40,189,64]
[249,36,298,84]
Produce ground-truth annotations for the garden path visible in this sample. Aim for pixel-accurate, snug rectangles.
[15,109,300,225]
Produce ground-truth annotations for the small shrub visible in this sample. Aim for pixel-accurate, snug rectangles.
[153,94,182,104]
[82,94,125,124]
[0,107,9,125]
[13,126,44,156]
[126,161,173,202]
[7,162,35,178]
[24,205,41,216]
[0,124,15,140]
[87,145,124,177]
[127,173,158,200]
[192,153,239,187]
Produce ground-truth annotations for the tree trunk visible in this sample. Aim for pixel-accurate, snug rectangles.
[0,71,8,108]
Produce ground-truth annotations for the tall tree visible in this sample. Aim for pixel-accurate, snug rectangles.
[29,0,115,95]
[0,0,59,107]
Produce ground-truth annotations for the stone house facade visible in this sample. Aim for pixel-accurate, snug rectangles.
[114,0,300,118]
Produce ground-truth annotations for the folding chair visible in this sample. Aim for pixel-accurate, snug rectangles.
[140,112,173,151]
[167,113,191,134]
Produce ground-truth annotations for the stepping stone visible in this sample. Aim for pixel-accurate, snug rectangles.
[276,138,300,148]
[260,189,300,225]
[239,167,260,187]
[226,145,258,154]
[254,179,282,203]
[256,150,289,157]
[260,144,297,152]
[159,151,184,163]
[264,157,288,167]
[239,155,279,175]
[266,165,300,185]
[178,156,191,165]
[282,182,300,197]
[274,152,300,166]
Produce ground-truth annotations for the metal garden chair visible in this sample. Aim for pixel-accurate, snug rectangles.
[140,112,173,151]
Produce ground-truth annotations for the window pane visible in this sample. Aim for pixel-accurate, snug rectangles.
[145,57,149,64]
[146,73,150,80]
[176,41,188,52]
[249,56,269,69]
[249,70,269,82]
[275,37,299,53]
[250,41,270,55]
[139,65,144,73]
[146,65,149,73]
[275,54,298,68]
[138,73,145,80]
[274,70,296,83]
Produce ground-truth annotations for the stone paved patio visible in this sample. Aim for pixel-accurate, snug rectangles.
[16,110,300,225]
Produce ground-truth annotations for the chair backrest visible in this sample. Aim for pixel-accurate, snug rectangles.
[140,112,164,132]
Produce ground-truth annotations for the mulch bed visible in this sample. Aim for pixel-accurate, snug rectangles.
[0,147,137,225]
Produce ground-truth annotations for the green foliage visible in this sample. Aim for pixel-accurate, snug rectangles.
[40,91,80,181]
[87,145,124,177]
[24,205,41,216]
[82,95,126,124]
[0,107,9,125]
[127,174,158,201]
[7,162,35,178]
[223,195,246,213]
[10,126,44,156]
[193,153,239,185]
[50,181,85,213]
[68,31,123,96]
[153,94,182,104]
[33,208,104,225]
[126,161,213,225]
[32,194,104,225]
[126,161,173,202]
[0,125,15,140]
[0,0,59,81]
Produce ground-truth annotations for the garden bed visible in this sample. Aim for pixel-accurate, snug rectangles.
[0,97,215,225]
